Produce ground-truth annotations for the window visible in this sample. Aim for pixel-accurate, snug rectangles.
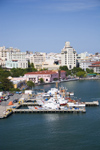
[69,65,71,69]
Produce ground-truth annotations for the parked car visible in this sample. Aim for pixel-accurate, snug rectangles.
[9,93,14,96]
[13,99,18,103]
[16,91,22,94]
[4,96,9,101]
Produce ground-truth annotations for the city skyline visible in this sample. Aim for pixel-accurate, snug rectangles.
[0,0,100,54]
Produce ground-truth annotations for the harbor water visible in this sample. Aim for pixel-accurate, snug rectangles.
[0,80,100,150]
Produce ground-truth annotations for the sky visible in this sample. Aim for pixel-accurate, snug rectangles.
[0,0,100,54]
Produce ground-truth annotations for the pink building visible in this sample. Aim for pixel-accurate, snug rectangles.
[24,70,66,83]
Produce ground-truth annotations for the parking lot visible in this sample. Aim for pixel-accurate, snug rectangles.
[0,93,23,106]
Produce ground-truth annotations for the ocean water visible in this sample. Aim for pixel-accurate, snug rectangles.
[0,80,100,150]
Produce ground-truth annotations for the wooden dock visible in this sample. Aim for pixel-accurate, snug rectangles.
[22,102,39,106]
[13,108,86,113]
[21,101,99,107]
[0,101,99,119]
[85,101,99,106]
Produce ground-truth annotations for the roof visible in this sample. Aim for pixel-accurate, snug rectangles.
[87,74,96,76]
[89,65,100,67]
[25,70,66,75]
[92,61,100,65]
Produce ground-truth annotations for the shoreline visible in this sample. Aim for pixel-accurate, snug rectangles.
[36,77,100,86]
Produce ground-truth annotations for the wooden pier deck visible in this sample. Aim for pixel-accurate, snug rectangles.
[22,102,39,106]
[21,101,99,107]
[13,108,86,113]
[85,101,99,106]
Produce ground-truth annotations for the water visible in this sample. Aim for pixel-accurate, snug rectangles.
[0,80,100,150]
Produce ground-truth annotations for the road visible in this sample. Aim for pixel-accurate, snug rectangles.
[1,94,23,106]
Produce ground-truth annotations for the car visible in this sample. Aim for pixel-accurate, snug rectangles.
[4,96,9,100]
[9,93,14,96]
[13,99,18,103]
[16,91,22,94]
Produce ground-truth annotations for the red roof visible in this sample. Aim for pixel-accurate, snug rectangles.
[89,65,100,67]
[92,61,100,65]
[25,70,66,75]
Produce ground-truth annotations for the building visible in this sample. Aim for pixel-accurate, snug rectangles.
[89,61,100,73]
[29,52,46,70]
[6,52,28,69]
[61,42,77,70]
[79,61,94,71]
[8,76,26,89]
[24,70,66,83]
[0,46,20,67]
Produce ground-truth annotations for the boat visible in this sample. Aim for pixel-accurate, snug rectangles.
[47,88,59,95]
[67,102,85,108]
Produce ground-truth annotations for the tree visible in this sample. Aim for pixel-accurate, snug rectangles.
[26,81,35,88]
[39,78,44,83]
[71,67,84,75]
[0,78,13,91]
[59,66,68,71]
[86,68,94,73]
[76,71,86,78]
[39,68,48,71]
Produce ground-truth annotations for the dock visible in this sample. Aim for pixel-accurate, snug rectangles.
[22,102,39,106]
[13,108,86,113]
[0,100,99,119]
[85,101,99,106]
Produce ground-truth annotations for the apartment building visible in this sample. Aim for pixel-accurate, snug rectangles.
[30,52,46,70]
[0,46,20,67]
[79,61,94,71]
[89,61,100,73]
[61,42,77,70]
[6,52,28,69]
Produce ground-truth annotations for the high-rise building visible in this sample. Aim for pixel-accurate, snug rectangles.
[61,42,77,70]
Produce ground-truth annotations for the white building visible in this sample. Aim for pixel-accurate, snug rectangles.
[61,42,77,70]
[6,52,28,69]
[89,61,100,73]
[30,52,46,70]
[0,46,20,67]
[79,61,94,71]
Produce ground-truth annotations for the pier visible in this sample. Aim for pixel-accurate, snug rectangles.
[0,100,99,119]
[85,101,99,106]
[22,102,39,106]
[13,108,86,113]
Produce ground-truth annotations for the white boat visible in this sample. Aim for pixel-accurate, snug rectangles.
[67,102,85,108]
[66,92,74,96]
[47,88,59,95]
[28,106,35,110]
[42,101,60,110]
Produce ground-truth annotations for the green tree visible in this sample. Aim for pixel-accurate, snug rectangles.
[76,71,86,78]
[0,78,13,91]
[59,66,68,71]
[86,68,94,73]
[71,67,84,75]
[39,68,48,71]
[26,81,35,88]
[10,68,26,77]
[39,78,44,83]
